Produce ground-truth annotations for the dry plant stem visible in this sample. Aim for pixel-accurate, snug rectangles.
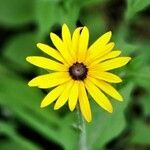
[77,105,88,150]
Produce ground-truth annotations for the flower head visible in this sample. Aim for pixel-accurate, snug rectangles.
[26,24,131,122]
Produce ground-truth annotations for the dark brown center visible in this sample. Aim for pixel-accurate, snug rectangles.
[69,62,88,80]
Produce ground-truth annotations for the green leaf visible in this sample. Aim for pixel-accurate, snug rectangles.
[2,33,38,71]
[126,0,150,20]
[0,141,28,150]
[35,0,59,36]
[0,122,39,150]
[77,0,105,7]
[128,54,150,89]
[35,0,79,37]
[80,11,105,43]
[114,26,138,55]
[0,0,36,27]
[87,82,134,150]
[139,93,150,116]
[131,120,150,145]
[126,43,150,88]
[0,66,78,150]
[134,66,150,88]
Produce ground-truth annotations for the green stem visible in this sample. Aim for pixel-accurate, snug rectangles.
[77,105,87,150]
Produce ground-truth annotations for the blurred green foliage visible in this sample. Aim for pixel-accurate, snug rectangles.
[0,0,150,150]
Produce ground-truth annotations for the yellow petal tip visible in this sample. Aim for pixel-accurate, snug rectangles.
[103,31,112,40]
[111,42,115,47]
[28,81,34,87]
[69,107,74,112]
[83,26,88,29]
[114,78,122,83]
[108,31,112,36]
[118,95,123,101]
[62,23,67,27]
[127,57,132,62]
[26,56,34,63]
[26,57,30,62]
[54,105,59,110]
[108,108,113,113]
[116,97,123,102]
[40,100,49,108]
[40,101,49,108]
[119,79,123,83]
[50,32,55,38]
[105,104,113,113]
[86,116,92,123]
[83,26,88,32]
[40,104,45,108]
[28,78,38,87]
[120,98,123,102]
[36,43,41,48]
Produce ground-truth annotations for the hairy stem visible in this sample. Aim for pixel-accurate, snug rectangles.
[77,105,87,150]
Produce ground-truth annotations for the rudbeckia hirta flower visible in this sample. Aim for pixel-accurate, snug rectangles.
[26,24,131,122]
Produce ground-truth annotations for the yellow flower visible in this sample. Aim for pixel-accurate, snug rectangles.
[26,24,131,122]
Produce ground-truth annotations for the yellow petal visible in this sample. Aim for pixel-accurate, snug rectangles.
[50,33,63,52]
[37,43,66,65]
[71,27,82,62]
[62,24,71,46]
[95,57,131,71]
[50,33,73,65]
[84,79,113,113]
[28,72,71,88]
[85,42,115,65]
[40,83,66,108]
[86,31,112,56]
[54,80,74,110]
[88,71,122,83]
[88,50,121,68]
[79,81,92,122]
[88,77,123,101]
[68,81,79,111]
[78,26,89,62]
[26,56,67,71]
[99,50,121,62]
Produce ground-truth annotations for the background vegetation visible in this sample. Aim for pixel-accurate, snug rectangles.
[0,0,150,149]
